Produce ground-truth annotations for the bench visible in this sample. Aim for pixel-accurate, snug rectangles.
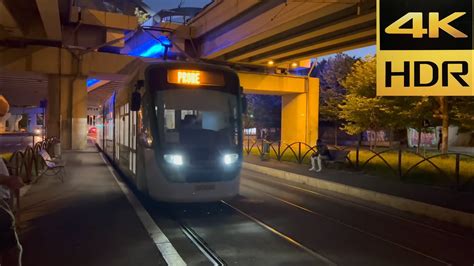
[323,150,350,168]
[35,149,66,183]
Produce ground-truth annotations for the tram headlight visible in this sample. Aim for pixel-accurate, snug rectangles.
[223,153,239,165]
[164,154,183,166]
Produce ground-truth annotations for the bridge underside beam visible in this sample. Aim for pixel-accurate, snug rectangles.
[238,72,306,95]
[0,45,136,76]
[190,0,375,66]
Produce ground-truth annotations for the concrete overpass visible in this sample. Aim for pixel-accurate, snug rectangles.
[1,0,375,149]
[182,0,376,67]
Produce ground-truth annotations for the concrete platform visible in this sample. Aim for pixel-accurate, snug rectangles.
[17,150,167,266]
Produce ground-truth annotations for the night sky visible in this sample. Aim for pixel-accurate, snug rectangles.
[143,0,212,12]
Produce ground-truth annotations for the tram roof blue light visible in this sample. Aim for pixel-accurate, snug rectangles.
[127,36,172,58]
[87,78,100,87]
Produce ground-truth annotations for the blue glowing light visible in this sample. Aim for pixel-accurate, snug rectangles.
[140,43,165,57]
[158,35,172,47]
[127,36,171,58]
[87,78,100,87]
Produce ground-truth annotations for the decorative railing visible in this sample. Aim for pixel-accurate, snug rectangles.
[243,138,474,191]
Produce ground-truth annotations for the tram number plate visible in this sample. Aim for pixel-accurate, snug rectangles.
[194,184,215,191]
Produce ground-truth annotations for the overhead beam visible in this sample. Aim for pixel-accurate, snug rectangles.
[227,11,375,62]
[35,0,62,40]
[199,1,336,59]
[0,1,23,37]
[253,28,376,64]
[238,71,306,95]
[0,45,136,76]
[275,36,375,65]
[189,0,265,39]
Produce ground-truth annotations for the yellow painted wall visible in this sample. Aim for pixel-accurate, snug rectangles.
[306,78,319,146]
[280,77,319,145]
[281,93,307,144]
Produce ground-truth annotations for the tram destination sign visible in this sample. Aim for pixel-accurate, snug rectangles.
[376,0,473,96]
[168,69,225,86]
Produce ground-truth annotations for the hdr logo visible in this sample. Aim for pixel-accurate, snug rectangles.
[376,0,473,96]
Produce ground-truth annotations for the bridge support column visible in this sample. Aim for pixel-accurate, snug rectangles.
[281,78,319,146]
[47,75,87,150]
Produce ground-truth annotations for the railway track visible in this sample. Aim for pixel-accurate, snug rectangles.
[168,200,335,265]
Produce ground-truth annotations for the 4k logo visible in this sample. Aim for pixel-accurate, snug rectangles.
[376,0,473,96]
[385,12,468,38]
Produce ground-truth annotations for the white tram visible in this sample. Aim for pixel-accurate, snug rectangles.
[97,61,244,202]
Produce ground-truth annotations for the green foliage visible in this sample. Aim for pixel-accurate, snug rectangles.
[339,55,395,134]
[244,94,281,129]
[316,54,357,122]
[337,55,472,154]
[339,95,393,135]
[450,96,474,131]
[341,55,376,97]
[318,54,357,93]
[319,88,342,122]
[394,96,436,131]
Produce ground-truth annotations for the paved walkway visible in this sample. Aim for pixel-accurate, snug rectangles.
[244,155,474,213]
[17,150,166,266]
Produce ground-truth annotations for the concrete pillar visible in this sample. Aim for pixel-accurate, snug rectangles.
[71,78,87,150]
[47,75,67,143]
[47,75,87,150]
[281,78,319,146]
[281,93,307,144]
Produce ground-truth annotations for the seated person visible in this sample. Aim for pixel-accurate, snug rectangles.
[309,139,330,172]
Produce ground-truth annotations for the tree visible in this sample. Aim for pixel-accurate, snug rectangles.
[314,53,357,145]
[433,96,474,154]
[340,55,473,153]
[244,94,281,140]
[396,96,437,152]
[450,96,474,131]
[318,54,357,94]
[339,56,390,145]
[339,95,392,134]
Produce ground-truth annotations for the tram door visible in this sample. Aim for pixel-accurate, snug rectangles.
[129,110,137,175]
[116,103,137,177]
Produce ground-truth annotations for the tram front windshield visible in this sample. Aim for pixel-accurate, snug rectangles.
[155,89,239,152]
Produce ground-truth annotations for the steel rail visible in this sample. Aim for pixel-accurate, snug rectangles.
[241,182,453,266]
[221,200,337,266]
[175,217,226,266]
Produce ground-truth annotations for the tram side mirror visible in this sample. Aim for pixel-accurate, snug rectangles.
[242,95,248,114]
[131,91,141,111]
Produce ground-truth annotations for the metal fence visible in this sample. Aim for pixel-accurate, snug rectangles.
[244,138,474,191]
